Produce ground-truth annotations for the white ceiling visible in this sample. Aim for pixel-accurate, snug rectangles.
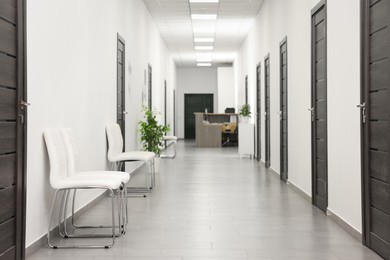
[143,0,264,67]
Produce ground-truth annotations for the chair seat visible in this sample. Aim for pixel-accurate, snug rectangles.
[163,136,177,141]
[110,151,155,162]
[53,175,122,190]
[78,171,130,184]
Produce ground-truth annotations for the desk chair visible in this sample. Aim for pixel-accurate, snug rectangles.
[106,123,156,195]
[44,128,123,249]
[222,123,237,147]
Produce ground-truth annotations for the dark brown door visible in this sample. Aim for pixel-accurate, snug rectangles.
[148,65,152,109]
[245,75,248,105]
[173,89,176,136]
[311,0,328,213]
[184,94,213,139]
[117,34,126,146]
[264,54,271,168]
[280,38,288,182]
[361,0,390,257]
[256,63,261,161]
[164,81,167,148]
[0,0,26,259]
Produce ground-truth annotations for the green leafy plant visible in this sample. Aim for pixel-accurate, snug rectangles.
[239,104,251,118]
[139,106,170,156]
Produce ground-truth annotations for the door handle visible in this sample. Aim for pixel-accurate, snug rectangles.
[308,107,314,122]
[357,102,366,123]
[21,100,31,108]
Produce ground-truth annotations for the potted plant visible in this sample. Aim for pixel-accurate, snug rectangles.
[139,106,170,172]
[239,104,251,123]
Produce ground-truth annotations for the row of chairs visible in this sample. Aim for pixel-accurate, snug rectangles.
[43,124,155,249]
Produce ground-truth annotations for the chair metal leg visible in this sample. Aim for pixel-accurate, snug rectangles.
[64,188,125,237]
[119,160,153,197]
[48,188,118,249]
[160,140,176,159]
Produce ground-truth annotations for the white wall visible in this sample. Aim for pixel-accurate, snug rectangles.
[26,0,176,247]
[235,0,362,233]
[217,67,235,113]
[176,67,218,139]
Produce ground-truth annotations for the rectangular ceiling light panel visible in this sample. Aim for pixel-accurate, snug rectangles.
[190,0,219,2]
[197,63,212,67]
[191,14,217,20]
[195,46,214,50]
[194,38,215,43]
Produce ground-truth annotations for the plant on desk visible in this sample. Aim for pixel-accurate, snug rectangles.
[239,104,251,123]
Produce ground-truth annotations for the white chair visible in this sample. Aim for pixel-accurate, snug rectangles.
[60,128,130,235]
[106,123,156,195]
[161,135,178,159]
[44,128,123,249]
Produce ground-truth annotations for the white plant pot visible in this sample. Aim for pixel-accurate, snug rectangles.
[240,116,249,124]
[154,157,160,173]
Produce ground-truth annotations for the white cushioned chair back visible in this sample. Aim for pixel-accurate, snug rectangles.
[60,128,79,177]
[43,128,69,189]
[106,123,123,162]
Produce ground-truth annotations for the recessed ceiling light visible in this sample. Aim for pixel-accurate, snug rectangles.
[194,38,215,43]
[196,58,212,62]
[195,46,214,51]
[193,27,215,33]
[196,52,212,58]
[191,14,217,20]
[190,0,219,3]
[197,63,212,67]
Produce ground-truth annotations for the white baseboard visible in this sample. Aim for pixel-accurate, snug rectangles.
[327,208,362,243]
[286,180,311,203]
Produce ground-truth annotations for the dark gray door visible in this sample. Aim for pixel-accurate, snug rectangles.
[362,0,390,257]
[264,54,271,168]
[164,80,167,128]
[0,0,26,259]
[280,38,288,182]
[164,81,167,147]
[117,34,125,146]
[173,89,176,136]
[184,94,213,139]
[256,63,261,161]
[245,75,248,105]
[148,65,152,109]
[311,1,327,213]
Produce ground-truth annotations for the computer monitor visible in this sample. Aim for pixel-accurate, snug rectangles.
[225,107,235,113]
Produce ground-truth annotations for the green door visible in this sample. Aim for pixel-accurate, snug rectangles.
[184,94,214,139]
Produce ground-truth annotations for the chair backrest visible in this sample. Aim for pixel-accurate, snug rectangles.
[60,128,79,177]
[43,128,69,189]
[106,123,124,161]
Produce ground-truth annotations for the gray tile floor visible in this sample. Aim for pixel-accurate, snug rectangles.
[27,141,383,260]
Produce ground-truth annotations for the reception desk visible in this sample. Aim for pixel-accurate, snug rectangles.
[195,113,238,147]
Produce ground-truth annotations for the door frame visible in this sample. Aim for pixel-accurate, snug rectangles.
[173,89,176,136]
[280,37,288,182]
[311,0,328,211]
[361,0,369,245]
[148,64,152,109]
[256,62,261,161]
[245,75,248,105]
[17,0,27,259]
[117,33,126,146]
[264,54,271,168]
